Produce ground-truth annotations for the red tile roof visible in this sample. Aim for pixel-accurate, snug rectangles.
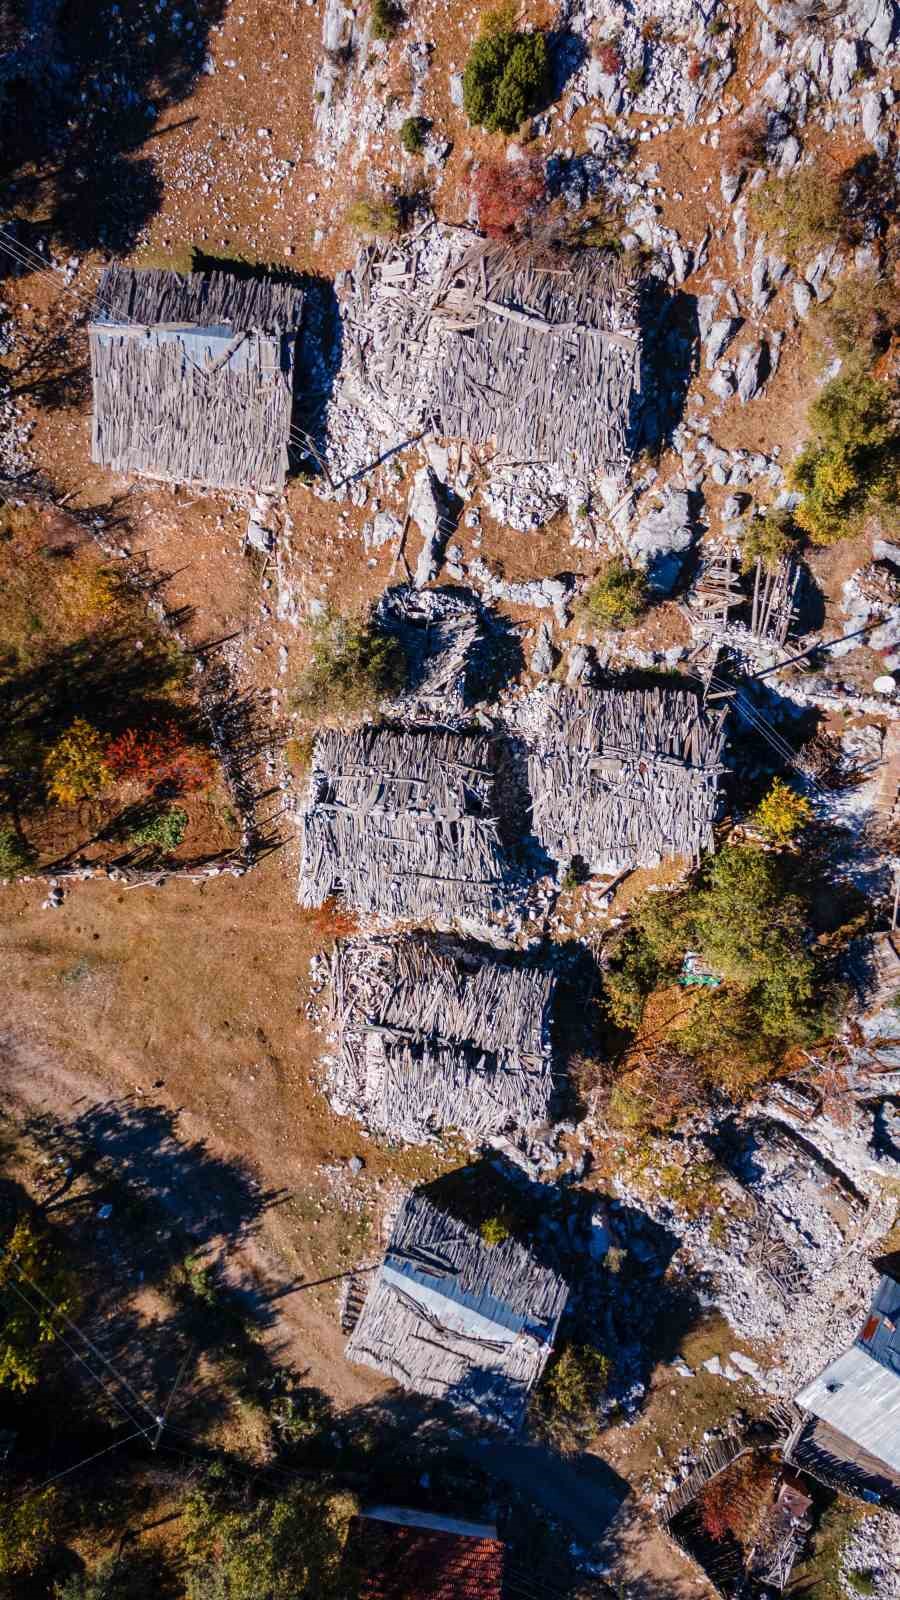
[354,1518,505,1600]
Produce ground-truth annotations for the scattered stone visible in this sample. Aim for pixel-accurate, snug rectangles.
[735,340,770,402]
[792,280,813,319]
[565,643,592,686]
[778,133,801,172]
[408,467,455,589]
[628,487,695,594]
[531,621,557,677]
[705,316,742,369]
[862,89,884,144]
[720,169,742,204]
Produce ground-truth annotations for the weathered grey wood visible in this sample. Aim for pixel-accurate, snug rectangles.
[326,934,557,1142]
[521,684,727,874]
[347,1192,569,1430]
[298,725,514,922]
[89,267,304,492]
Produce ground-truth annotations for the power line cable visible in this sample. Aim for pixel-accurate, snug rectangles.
[687,666,820,791]
[11,1428,149,1504]
[5,1266,609,1585]
[6,1255,163,1428]
[1,1274,154,1438]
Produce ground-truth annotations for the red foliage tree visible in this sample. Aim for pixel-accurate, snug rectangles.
[597,41,621,74]
[473,157,546,239]
[106,722,216,794]
[698,1455,776,1547]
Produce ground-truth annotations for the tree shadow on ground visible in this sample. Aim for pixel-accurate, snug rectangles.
[0,315,90,411]
[27,1096,284,1258]
[547,30,589,102]
[11,1093,302,1453]
[1,0,228,258]
[316,1383,630,1557]
[0,627,210,815]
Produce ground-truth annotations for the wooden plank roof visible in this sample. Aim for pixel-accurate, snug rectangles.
[326,935,556,1142]
[298,726,515,924]
[89,267,303,492]
[346,1192,568,1429]
[523,683,727,874]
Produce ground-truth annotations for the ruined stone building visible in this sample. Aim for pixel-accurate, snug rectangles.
[297,725,514,924]
[522,681,727,875]
[335,227,643,482]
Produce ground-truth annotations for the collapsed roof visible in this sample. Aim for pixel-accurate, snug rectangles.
[337,227,642,482]
[432,237,641,480]
[346,1191,568,1429]
[297,725,514,924]
[327,935,556,1142]
[522,683,727,874]
[89,266,305,492]
[376,586,488,712]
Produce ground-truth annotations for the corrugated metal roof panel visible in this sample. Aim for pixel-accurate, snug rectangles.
[796,1344,900,1473]
[382,1264,519,1346]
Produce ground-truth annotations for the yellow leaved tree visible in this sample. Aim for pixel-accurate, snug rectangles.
[754,778,813,845]
[43,717,111,805]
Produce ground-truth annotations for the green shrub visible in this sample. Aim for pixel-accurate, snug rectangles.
[43,717,111,805]
[847,1573,877,1597]
[128,806,188,851]
[0,1487,58,1581]
[370,0,401,41]
[741,508,801,574]
[625,63,645,96]
[462,26,550,134]
[54,1549,172,1600]
[345,197,402,238]
[791,370,900,545]
[182,1465,357,1600]
[789,1495,869,1600]
[748,168,842,267]
[532,1344,610,1453]
[0,825,34,876]
[576,200,623,252]
[809,267,900,366]
[270,1385,333,1451]
[399,116,427,155]
[604,889,692,1030]
[292,611,407,719]
[561,855,589,891]
[581,557,649,630]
